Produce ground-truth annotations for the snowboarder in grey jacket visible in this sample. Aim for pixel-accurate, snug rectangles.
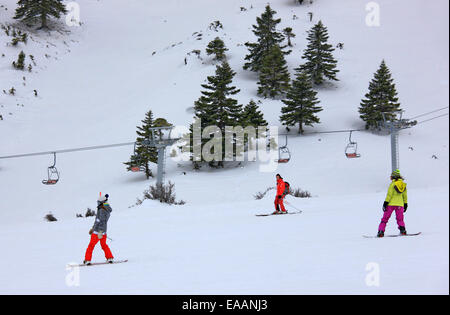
[91,197,112,235]
[84,194,114,265]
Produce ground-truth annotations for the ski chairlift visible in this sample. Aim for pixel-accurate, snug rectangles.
[277,134,291,163]
[345,131,361,158]
[130,165,144,172]
[130,142,145,172]
[42,152,60,185]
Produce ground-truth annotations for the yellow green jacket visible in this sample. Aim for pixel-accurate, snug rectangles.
[385,179,408,207]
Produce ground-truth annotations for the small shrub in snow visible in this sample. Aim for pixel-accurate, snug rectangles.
[142,181,185,205]
[44,213,57,222]
[254,186,311,199]
[12,51,25,70]
[209,20,223,32]
[135,198,143,206]
[11,30,27,46]
[254,191,265,200]
[1,24,11,36]
[290,188,312,198]
[76,208,95,218]
[254,186,275,200]
[85,208,96,217]
[189,49,202,59]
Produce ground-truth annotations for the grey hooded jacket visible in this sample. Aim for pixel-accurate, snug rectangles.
[92,201,112,233]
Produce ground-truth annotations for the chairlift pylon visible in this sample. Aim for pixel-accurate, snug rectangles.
[42,152,60,185]
[345,131,361,158]
[277,134,291,163]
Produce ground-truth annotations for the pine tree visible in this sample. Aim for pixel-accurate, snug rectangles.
[14,0,67,29]
[257,45,290,98]
[280,69,322,134]
[124,110,158,179]
[241,100,267,153]
[153,117,173,139]
[12,51,26,70]
[283,27,296,47]
[190,61,243,167]
[154,118,172,128]
[242,100,268,128]
[243,5,290,72]
[299,20,339,85]
[359,60,401,130]
[206,37,228,61]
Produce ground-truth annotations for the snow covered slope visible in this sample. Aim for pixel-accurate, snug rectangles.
[0,0,448,294]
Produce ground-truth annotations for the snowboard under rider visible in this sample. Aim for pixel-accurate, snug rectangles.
[377,170,408,237]
[84,194,114,265]
[273,174,289,214]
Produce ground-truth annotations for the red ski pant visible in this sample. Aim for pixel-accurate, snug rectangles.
[274,196,286,212]
[85,233,114,261]
[378,206,406,232]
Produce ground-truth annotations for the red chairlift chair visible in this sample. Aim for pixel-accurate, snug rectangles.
[42,152,60,185]
[130,142,146,172]
[277,134,291,163]
[345,131,361,158]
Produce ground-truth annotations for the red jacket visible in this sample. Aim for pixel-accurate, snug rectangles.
[276,178,285,196]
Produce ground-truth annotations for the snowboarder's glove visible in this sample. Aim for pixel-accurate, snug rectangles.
[277,195,283,199]
[89,228,93,235]
[404,203,408,212]
[382,201,389,212]
[98,231,103,239]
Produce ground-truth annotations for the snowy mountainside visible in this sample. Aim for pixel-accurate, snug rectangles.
[0,0,448,294]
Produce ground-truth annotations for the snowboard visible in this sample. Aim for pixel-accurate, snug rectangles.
[67,259,128,267]
[256,210,302,217]
[363,232,421,238]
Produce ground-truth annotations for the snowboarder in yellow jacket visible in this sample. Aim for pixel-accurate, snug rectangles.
[377,169,408,237]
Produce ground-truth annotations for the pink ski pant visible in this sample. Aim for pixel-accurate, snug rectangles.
[378,206,405,232]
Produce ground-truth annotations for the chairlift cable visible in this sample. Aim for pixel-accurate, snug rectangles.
[0,141,135,160]
[408,106,449,120]
[415,113,449,125]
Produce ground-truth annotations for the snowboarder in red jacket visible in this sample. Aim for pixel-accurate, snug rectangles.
[273,174,287,214]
